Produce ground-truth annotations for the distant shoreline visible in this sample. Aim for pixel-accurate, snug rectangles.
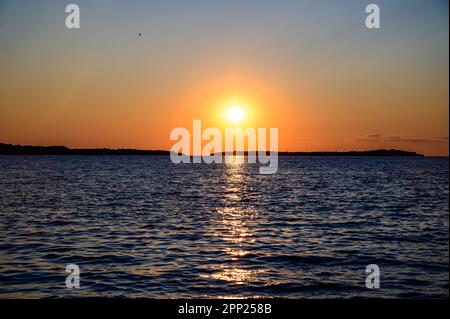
[214,150,424,157]
[0,143,169,156]
[0,143,425,157]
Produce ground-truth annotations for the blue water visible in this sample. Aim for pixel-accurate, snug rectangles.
[0,156,448,298]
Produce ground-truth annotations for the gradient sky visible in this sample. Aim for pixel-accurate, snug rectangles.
[0,0,448,155]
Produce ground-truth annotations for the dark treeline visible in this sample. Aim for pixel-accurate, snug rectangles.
[216,150,424,157]
[0,143,169,155]
[0,143,424,156]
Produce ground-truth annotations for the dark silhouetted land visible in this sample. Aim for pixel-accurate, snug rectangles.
[215,150,424,157]
[0,143,169,155]
[0,143,424,156]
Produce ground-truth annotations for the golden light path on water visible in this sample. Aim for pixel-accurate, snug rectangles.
[200,156,269,293]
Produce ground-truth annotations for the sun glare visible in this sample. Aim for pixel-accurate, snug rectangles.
[227,105,245,124]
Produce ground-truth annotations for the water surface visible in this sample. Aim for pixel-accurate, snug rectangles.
[0,156,448,298]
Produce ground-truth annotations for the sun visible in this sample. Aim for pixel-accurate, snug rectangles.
[227,105,245,124]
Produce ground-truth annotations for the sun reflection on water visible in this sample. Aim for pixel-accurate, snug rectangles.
[200,266,266,285]
[200,156,268,291]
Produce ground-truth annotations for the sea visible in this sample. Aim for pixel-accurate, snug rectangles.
[0,155,448,298]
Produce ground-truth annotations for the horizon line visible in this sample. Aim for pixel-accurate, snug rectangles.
[0,142,439,157]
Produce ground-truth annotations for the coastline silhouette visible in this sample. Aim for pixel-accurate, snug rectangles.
[0,143,424,156]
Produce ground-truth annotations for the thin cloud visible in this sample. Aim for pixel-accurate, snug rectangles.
[367,133,384,139]
[357,134,449,144]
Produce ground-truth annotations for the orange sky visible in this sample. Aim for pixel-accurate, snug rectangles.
[0,1,448,155]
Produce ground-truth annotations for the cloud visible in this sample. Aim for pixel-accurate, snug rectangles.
[357,134,449,144]
[367,133,384,139]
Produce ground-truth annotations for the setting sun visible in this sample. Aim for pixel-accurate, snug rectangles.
[227,105,245,124]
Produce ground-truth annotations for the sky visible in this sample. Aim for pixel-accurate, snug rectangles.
[0,0,448,155]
